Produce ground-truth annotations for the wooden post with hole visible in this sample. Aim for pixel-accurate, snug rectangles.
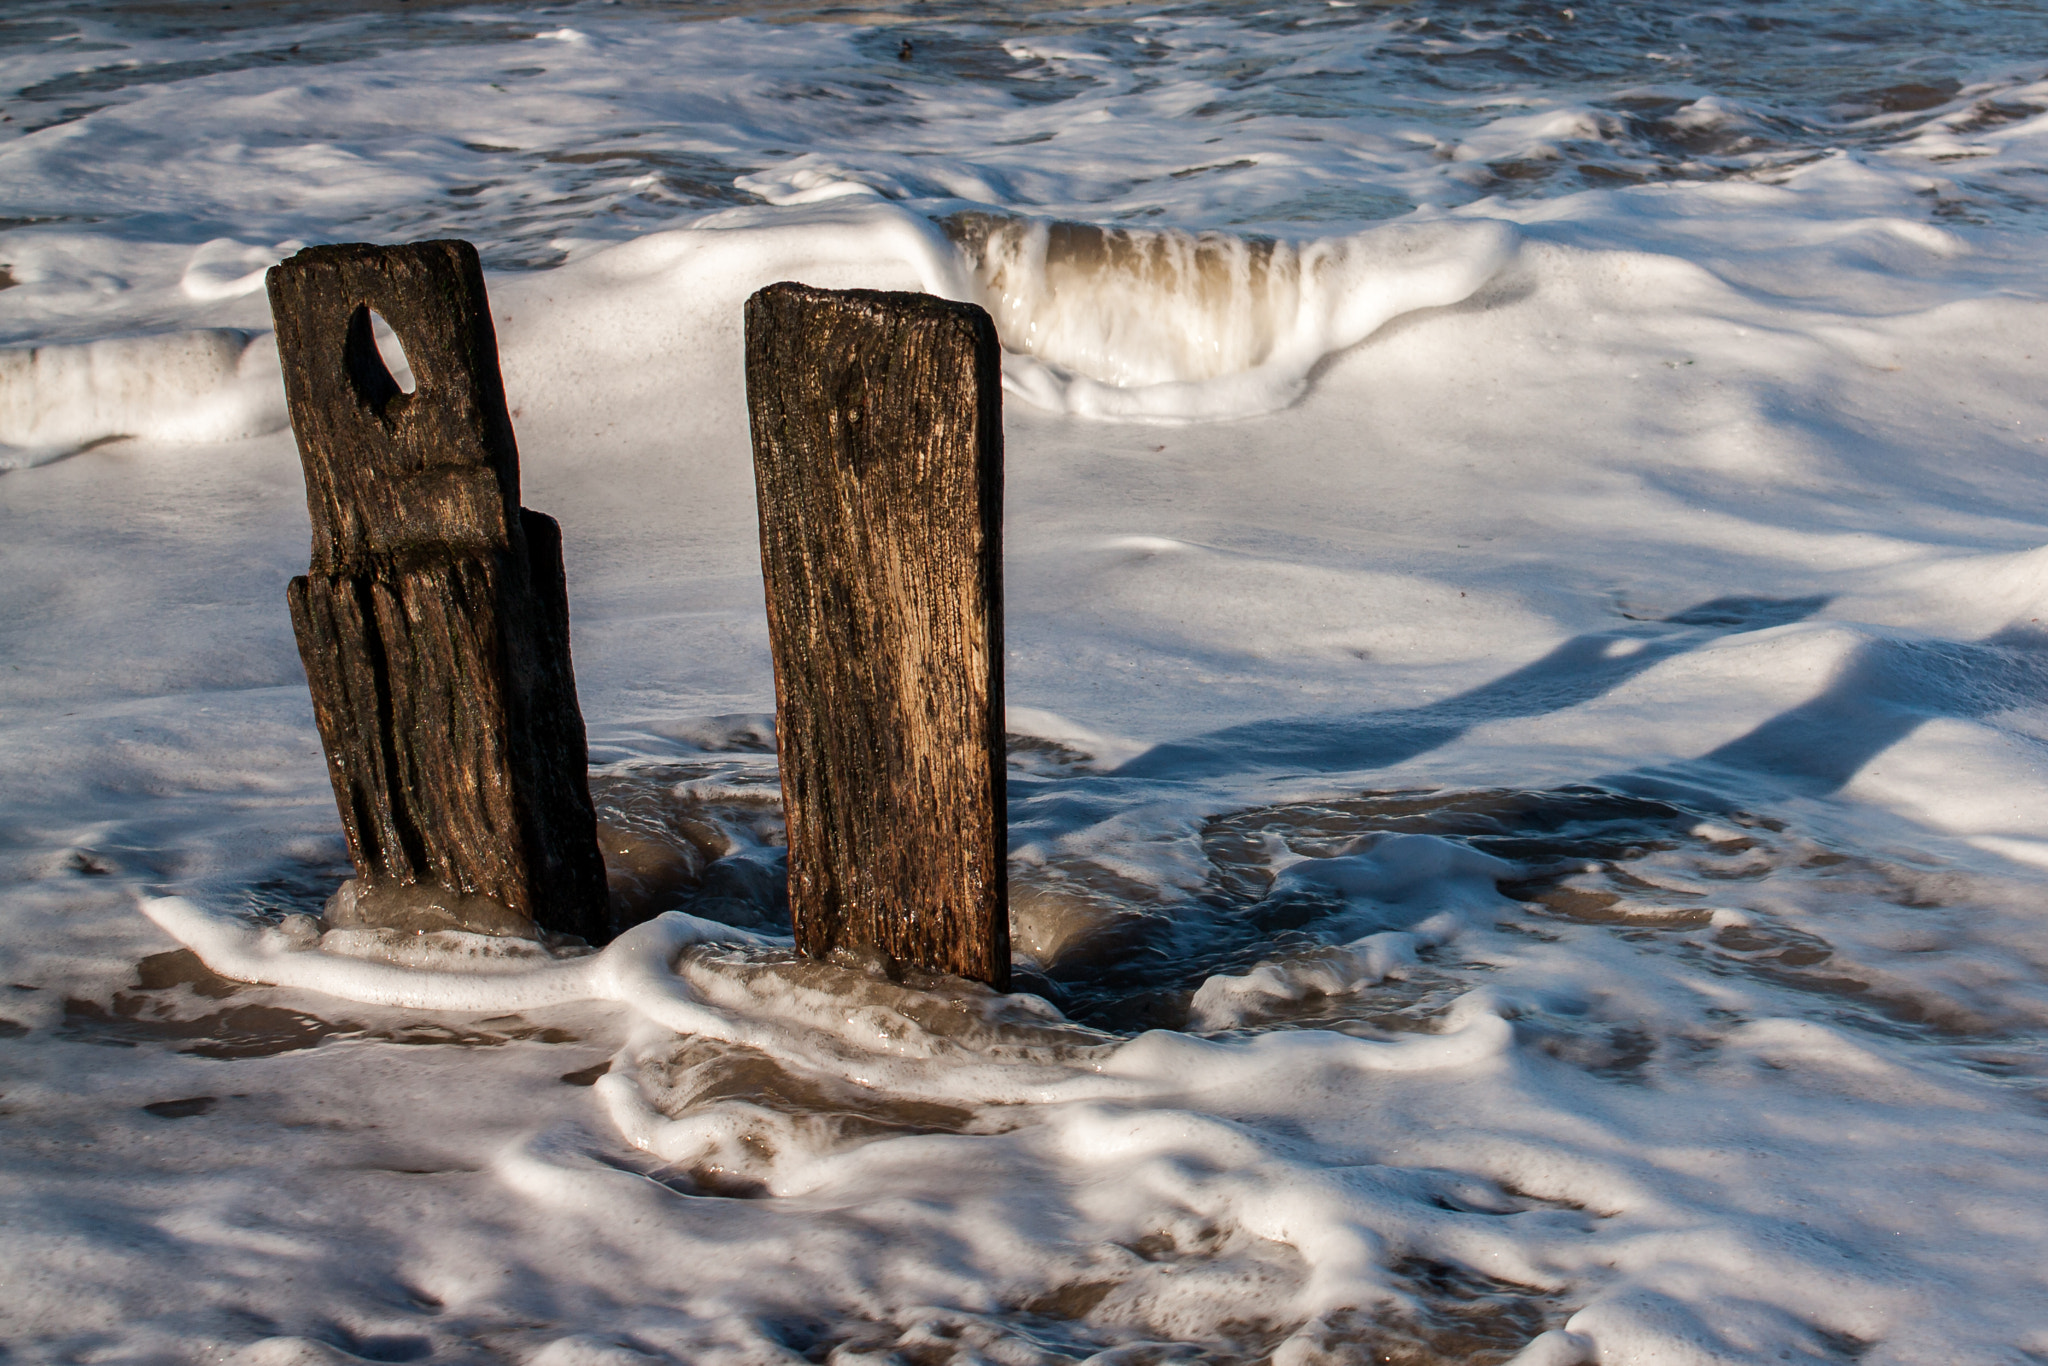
[744,283,1009,988]
[268,240,610,943]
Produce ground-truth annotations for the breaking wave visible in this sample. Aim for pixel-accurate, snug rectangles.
[945,211,1519,421]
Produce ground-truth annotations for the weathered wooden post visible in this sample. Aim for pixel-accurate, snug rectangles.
[269,240,610,943]
[745,284,1009,988]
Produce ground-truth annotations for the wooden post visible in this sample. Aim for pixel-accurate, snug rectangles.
[268,240,610,943]
[745,284,1009,988]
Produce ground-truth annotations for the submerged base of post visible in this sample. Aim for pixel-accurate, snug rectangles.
[322,878,533,938]
[745,282,1009,989]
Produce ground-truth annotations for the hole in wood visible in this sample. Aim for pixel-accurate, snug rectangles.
[343,304,416,415]
[368,308,417,394]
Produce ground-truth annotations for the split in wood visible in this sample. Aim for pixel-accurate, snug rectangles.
[269,240,610,944]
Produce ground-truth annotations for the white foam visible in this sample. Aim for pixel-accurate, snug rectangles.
[7,4,2048,1362]
[499,202,1520,423]
[180,238,304,303]
[0,329,286,464]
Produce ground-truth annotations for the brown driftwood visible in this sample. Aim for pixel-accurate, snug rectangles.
[745,283,1009,988]
[269,240,609,943]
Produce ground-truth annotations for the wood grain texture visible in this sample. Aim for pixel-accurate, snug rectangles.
[745,283,1008,988]
[269,241,609,943]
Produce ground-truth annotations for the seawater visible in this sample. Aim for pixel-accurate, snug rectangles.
[5,3,2048,1365]
[7,0,2047,258]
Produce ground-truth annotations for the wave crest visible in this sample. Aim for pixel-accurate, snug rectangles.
[944,211,1520,421]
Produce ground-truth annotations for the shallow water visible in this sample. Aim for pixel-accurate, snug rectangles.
[5,0,2048,1362]
[2,0,2044,285]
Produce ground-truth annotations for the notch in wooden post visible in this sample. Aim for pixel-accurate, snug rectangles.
[268,240,610,943]
[745,283,1009,989]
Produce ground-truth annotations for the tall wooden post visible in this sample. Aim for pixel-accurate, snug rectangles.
[745,284,1009,988]
[268,240,610,943]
